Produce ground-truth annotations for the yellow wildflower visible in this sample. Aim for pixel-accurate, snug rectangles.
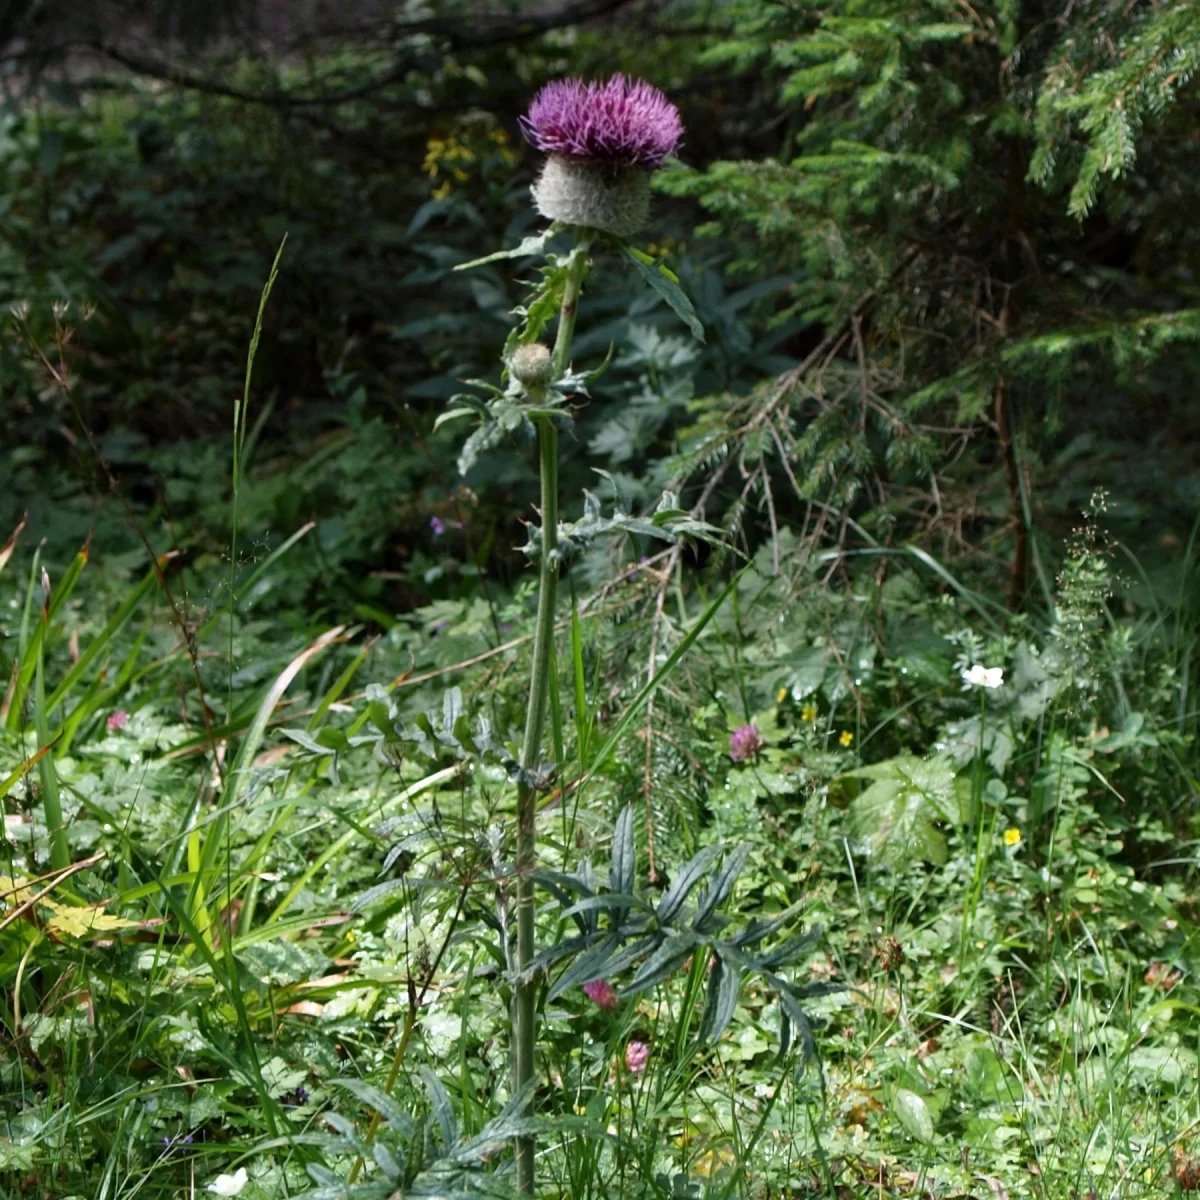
[839,730,854,747]
[695,1146,735,1177]
[777,686,789,704]
[801,703,818,722]
[423,137,445,177]
[1004,827,1021,847]
[423,134,477,196]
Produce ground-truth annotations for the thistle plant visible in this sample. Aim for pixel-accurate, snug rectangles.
[446,74,695,1193]
[449,76,824,1195]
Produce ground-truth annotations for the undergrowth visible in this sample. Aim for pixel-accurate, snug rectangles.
[1,458,1198,1198]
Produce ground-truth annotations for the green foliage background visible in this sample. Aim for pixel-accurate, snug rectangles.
[1,1,1200,1197]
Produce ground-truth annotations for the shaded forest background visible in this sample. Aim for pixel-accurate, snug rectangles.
[4,0,1197,621]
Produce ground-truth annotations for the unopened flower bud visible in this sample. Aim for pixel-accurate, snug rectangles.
[510,342,552,390]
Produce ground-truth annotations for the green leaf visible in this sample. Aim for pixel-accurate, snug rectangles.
[610,805,636,908]
[560,893,647,919]
[281,728,329,755]
[331,1078,412,1133]
[657,844,722,925]
[891,1088,935,1144]
[592,933,661,980]
[453,232,549,271]
[421,1066,459,1151]
[692,844,750,932]
[547,934,621,1001]
[1127,1044,1196,1087]
[755,924,824,969]
[698,950,741,1043]
[620,246,705,342]
[964,1045,1011,1100]
[627,932,697,993]
[777,987,815,1061]
[433,407,477,432]
[841,755,958,864]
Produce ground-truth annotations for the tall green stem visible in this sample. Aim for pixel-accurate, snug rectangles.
[550,236,591,379]
[513,233,591,1195]
[35,643,69,872]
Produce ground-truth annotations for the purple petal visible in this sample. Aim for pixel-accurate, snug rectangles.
[521,75,683,168]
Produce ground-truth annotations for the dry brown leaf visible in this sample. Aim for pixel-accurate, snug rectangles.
[278,1000,325,1017]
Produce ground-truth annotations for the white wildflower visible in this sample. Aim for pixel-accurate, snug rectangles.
[961,664,1004,689]
[207,1168,249,1197]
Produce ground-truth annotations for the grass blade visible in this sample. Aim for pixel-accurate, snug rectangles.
[581,565,748,789]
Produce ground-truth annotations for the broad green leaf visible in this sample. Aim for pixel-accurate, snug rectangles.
[842,755,958,864]
[891,1088,935,1144]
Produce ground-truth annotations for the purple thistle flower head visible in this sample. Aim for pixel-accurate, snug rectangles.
[729,724,764,763]
[583,978,620,1011]
[521,75,683,170]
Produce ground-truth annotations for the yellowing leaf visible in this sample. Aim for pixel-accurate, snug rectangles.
[0,875,35,909]
[45,900,136,940]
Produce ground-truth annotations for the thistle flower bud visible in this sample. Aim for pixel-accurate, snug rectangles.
[521,75,683,236]
[510,341,553,390]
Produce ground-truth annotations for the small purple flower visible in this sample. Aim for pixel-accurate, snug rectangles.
[430,515,446,537]
[583,978,620,1011]
[521,75,683,169]
[107,709,129,732]
[624,1040,650,1073]
[729,724,763,762]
